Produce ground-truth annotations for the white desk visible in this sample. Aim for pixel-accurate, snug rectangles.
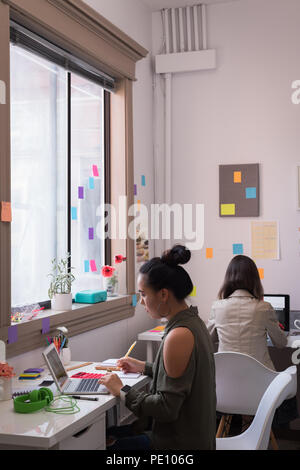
[138,327,300,363]
[0,361,150,450]
[138,329,164,363]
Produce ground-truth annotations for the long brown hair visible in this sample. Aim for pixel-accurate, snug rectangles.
[218,255,264,300]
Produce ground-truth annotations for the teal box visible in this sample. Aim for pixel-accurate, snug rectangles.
[75,290,107,304]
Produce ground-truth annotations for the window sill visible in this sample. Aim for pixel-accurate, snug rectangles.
[5,295,135,358]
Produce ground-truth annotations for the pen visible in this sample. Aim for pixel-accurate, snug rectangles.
[71,396,99,401]
[125,341,137,358]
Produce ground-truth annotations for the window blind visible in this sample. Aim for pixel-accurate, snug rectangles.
[10,21,116,92]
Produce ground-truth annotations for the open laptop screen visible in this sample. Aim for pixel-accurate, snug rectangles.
[43,344,68,388]
[263,294,290,332]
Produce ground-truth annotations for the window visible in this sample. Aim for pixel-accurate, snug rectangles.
[10,42,108,311]
[0,0,147,357]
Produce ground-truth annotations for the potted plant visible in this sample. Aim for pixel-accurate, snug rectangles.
[48,254,75,311]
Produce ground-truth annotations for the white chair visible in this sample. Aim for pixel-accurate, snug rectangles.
[215,352,297,449]
[216,373,292,450]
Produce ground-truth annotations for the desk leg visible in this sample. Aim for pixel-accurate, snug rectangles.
[147,341,153,363]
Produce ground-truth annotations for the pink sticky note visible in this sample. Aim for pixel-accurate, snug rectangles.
[92,165,99,177]
[90,260,97,272]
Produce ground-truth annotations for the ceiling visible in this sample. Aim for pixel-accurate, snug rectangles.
[140,0,239,11]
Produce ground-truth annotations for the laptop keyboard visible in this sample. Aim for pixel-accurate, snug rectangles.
[66,378,100,393]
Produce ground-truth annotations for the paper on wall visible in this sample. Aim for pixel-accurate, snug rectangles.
[251,221,280,260]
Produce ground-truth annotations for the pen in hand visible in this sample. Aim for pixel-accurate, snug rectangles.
[72,396,98,401]
[124,341,137,358]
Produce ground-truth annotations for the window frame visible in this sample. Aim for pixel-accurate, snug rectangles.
[0,0,148,358]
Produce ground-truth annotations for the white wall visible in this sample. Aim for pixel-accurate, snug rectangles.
[10,0,156,373]
[152,0,300,322]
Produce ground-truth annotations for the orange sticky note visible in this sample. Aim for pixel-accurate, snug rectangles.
[206,248,213,259]
[1,201,12,222]
[258,268,264,279]
[234,171,242,183]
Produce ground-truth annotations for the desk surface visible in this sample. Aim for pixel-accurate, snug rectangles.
[0,361,149,449]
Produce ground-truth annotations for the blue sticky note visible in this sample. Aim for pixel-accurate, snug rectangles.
[42,317,50,335]
[89,177,95,190]
[246,187,256,199]
[8,325,18,344]
[84,260,90,273]
[132,294,137,307]
[71,207,77,220]
[233,243,244,255]
[141,175,146,186]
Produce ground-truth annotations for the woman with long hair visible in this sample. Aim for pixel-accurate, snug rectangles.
[207,255,287,370]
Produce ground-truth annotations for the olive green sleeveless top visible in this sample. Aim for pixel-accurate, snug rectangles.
[126,306,216,450]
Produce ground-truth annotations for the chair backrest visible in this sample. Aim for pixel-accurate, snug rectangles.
[243,373,292,449]
[215,352,278,415]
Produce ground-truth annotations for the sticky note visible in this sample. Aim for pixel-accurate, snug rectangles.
[84,260,90,273]
[233,243,244,255]
[234,171,242,183]
[78,187,84,199]
[206,248,213,259]
[137,200,141,210]
[42,317,50,335]
[132,294,137,307]
[8,325,18,344]
[190,286,197,297]
[134,184,137,196]
[246,187,257,199]
[71,207,77,220]
[258,268,264,279]
[221,203,235,216]
[1,201,12,222]
[90,260,97,272]
[141,175,146,186]
[89,177,95,189]
[92,165,99,177]
[88,228,94,240]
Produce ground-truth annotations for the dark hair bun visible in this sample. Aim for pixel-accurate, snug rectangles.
[161,245,191,267]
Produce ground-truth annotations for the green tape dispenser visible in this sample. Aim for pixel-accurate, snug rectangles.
[14,387,53,413]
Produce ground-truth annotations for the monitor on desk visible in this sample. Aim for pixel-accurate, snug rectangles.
[263,294,290,332]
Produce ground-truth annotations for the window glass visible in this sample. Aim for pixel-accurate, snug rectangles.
[10,45,106,311]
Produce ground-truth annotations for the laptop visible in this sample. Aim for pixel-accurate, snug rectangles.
[263,294,290,332]
[42,343,109,395]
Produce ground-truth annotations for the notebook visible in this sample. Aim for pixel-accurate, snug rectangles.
[42,344,109,395]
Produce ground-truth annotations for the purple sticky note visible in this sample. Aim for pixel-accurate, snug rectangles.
[78,186,84,199]
[8,325,18,344]
[42,317,50,335]
[134,184,137,196]
[88,228,94,240]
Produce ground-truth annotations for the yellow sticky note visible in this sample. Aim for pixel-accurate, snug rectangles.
[234,171,241,183]
[190,286,197,297]
[206,248,213,259]
[258,268,264,280]
[221,203,235,216]
[1,201,12,222]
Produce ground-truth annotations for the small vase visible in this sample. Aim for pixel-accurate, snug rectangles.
[60,347,71,366]
[51,293,73,311]
[103,273,118,297]
[0,377,12,401]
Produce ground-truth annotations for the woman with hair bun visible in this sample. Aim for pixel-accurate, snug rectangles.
[100,245,216,450]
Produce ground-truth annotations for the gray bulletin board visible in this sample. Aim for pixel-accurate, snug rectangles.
[219,163,259,217]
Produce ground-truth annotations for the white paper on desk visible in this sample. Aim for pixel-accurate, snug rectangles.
[116,372,141,379]
[100,359,118,366]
